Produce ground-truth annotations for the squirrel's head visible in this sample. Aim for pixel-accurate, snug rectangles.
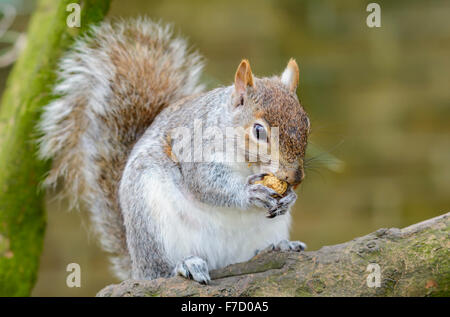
[230,59,310,187]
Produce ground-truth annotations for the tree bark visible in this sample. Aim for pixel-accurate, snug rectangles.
[0,0,110,296]
[98,213,449,297]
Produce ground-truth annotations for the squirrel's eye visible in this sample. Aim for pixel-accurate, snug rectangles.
[253,123,267,142]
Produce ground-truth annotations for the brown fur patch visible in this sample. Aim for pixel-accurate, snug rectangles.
[254,110,265,119]
[164,134,178,163]
[249,78,309,163]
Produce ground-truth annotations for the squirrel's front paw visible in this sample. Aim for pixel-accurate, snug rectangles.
[266,189,297,218]
[246,174,280,211]
[173,256,210,285]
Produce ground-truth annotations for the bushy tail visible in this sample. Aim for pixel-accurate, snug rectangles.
[38,18,204,280]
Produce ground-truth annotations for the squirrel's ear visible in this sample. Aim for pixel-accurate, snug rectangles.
[281,58,299,93]
[234,59,254,99]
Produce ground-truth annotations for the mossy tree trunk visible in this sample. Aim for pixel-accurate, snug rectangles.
[98,213,449,297]
[0,0,110,297]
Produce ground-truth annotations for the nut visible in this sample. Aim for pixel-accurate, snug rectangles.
[254,173,288,195]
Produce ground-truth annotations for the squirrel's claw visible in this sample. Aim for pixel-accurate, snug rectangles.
[174,256,211,285]
[247,173,268,184]
[266,189,297,218]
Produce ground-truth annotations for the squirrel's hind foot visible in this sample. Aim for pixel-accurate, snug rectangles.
[173,256,211,285]
[255,239,307,256]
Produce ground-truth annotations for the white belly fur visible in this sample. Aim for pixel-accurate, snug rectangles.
[144,173,291,270]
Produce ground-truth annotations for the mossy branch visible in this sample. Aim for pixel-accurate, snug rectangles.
[98,213,449,297]
[0,0,110,296]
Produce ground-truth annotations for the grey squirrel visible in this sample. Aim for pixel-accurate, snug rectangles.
[38,18,310,284]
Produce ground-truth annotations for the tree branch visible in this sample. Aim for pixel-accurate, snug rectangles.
[0,0,110,296]
[98,212,449,297]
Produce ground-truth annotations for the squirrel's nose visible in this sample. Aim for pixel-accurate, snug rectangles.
[277,168,304,186]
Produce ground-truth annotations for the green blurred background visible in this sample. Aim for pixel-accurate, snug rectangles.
[0,0,448,296]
